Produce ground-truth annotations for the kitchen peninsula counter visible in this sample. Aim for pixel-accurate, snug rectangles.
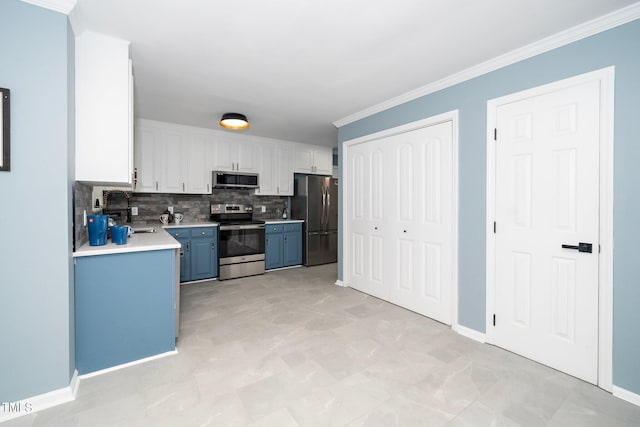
[74,228,179,375]
[73,227,181,257]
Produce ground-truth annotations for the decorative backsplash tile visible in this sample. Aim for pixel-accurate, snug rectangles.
[73,185,292,247]
[73,182,93,249]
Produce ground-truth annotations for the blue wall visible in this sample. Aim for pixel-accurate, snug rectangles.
[338,20,640,394]
[0,1,74,401]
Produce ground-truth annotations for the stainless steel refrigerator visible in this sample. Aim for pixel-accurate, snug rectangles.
[291,175,338,266]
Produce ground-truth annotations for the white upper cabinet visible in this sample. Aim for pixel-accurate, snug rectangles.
[133,120,210,194]
[211,139,258,173]
[276,145,294,195]
[157,130,187,193]
[75,31,133,185]
[186,133,212,194]
[254,141,278,195]
[134,119,331,195]
[294,144,333,175]
[133,125,160,193]
[255,141,294,196]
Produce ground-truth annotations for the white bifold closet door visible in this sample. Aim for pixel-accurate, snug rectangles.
[347,121,454,325]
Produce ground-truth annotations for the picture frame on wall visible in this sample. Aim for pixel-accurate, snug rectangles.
[0,87,9,172]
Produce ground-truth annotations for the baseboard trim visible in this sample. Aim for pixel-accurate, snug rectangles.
[613,385,640,407]
[334,280,348,287]
[453,324,486,343]
[78,349,178,380]
[0,370,79,423]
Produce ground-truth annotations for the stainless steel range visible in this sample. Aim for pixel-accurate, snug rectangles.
[211,204,266,280]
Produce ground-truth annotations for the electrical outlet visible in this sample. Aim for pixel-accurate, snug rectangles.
[131,207,138,216]
[261,206,266,213]
[168,206,174,214]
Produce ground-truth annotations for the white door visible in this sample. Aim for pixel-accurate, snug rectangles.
[348,139,387,300]
[493,80,600,383]
[346,119,454,325]
[386,122,453,325]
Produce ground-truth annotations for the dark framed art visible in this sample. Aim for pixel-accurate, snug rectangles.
[0,87,9,172]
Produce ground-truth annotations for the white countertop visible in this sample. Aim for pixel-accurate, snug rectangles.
[163,222,219,229]
[74,229,181,258]
[264,219,304,224]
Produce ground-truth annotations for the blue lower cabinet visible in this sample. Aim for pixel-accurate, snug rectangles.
[266,222,302,270]
[169,227,218,282]
[75,250,176,375]
[284,226,303,267]
[168,229,191,282]
[190,227,218,280]
[266,231,284,269]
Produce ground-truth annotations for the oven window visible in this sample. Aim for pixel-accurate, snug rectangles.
[219,228,265,258]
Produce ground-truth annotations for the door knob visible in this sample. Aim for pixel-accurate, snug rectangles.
[561,242,593,253]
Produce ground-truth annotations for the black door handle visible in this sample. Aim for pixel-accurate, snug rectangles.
[562,242,593,253]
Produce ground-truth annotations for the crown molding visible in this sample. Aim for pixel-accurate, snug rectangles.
[20,0,77,14]
[333,3,640,128]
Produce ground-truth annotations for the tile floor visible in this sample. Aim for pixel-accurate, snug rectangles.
[5,264,640,426]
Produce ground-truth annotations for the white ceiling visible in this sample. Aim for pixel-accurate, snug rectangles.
[68,0,637,147]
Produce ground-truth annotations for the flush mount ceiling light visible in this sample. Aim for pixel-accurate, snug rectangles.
[219,112,249,130]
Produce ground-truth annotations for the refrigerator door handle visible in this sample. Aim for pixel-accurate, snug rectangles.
[323,186,328,227]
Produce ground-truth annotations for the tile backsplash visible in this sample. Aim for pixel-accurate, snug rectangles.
[101,188,289,224]
[74,182,93,250]
[73,185,292,248]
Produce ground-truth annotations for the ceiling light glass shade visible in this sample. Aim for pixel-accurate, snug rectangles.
[219,113,249,130]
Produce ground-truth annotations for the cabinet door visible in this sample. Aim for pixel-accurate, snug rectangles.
[265,232,284,270]
[235,141,258,173]
[277,145,294,195]
[211,139,234,171]
[211,139,258,173]
[158,131,187,193]
[283,228,302,267]
[186,134,211,194]
[294,144,315,173]
[255,142,278,195]
[313,148,334,175]
[190,228,218,280]
[75,31,132,185]
[176,235,191,282]
[169,229,191,282]
[134,125,160,192]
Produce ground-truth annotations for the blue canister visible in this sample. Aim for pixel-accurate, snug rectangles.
[111,225,128,245]
[87,214,108,246]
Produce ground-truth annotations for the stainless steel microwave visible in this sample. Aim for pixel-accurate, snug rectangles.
[212,171,259,189]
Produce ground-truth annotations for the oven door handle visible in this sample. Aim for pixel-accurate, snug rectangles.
[220,224,266,231]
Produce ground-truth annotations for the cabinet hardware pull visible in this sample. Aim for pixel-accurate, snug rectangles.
[201,231,206,235]
[155,181,158,191]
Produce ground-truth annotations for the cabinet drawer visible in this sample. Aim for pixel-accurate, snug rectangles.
[266,224,284,234]
[284,223,302,233]
[169,229,191,239]
[191,227,216,239]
